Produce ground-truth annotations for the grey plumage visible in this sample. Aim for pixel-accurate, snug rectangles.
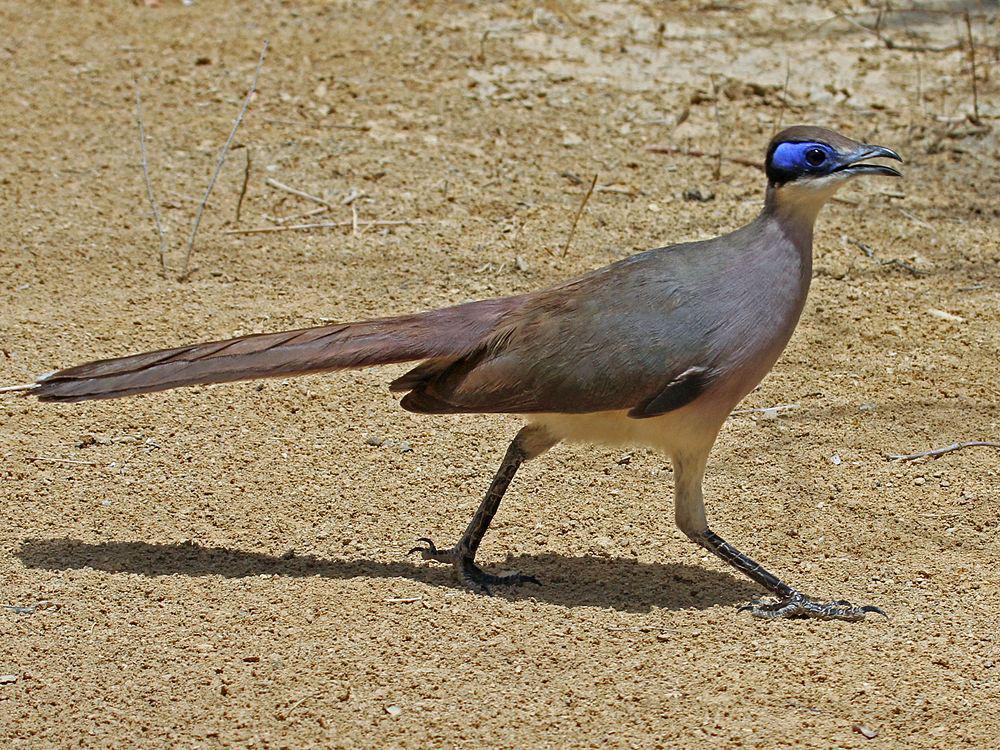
[13,125,903,621]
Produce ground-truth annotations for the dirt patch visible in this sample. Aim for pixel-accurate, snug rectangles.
[1,2,997,748]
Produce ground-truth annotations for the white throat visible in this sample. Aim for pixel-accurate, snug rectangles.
[771,171,854,225]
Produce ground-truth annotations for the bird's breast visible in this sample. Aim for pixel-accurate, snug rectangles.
[702,231,813,408]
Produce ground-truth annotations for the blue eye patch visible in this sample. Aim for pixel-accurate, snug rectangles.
[770,142,837,174]
[765,141,845,185]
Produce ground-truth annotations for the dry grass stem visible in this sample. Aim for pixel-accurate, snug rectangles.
[605,625,675,633]
[180,40,268,280]
[0,383,37,394]
[963,12,981,124]
[235,148,251,223]
[341,188,365,206]
[278,693,316,721]
[709,76,724,181]
[26,456,100,467]
[730,403,800,415]
[774,58,791,135]
[265,177,331,207]
[134,80,169,274]
[898,208,934,231]
[561,173,597,257]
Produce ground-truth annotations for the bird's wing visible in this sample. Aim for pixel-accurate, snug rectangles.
[394,246,720,416]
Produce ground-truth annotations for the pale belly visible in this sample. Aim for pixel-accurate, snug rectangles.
[525,353,780,459]
[528,397,731,459]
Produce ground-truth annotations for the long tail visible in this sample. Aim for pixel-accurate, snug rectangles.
[21,297,519,403]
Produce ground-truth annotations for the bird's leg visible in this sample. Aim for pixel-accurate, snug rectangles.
[672,448,885,622]
[410,425,557,594]
[688,529,885,621]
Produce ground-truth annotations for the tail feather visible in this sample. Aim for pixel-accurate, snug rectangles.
[30,297,522,403]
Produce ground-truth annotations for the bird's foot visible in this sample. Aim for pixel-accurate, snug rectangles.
[408,537,540,594]
[741,591,887,622]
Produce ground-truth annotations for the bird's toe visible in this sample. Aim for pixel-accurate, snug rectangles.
[742,592,885,622]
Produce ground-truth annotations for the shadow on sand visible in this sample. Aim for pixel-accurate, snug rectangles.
[17,537,759,613]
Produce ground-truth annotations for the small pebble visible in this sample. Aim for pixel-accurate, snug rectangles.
[926,308,964,324]
[0,675,17,685]
[683,187,715,202]
[853,724,879,739]
[385,704,402,717]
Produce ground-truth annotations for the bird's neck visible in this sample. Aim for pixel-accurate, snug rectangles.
[760,183,825,253]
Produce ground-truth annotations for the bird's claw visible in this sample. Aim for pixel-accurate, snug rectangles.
[408,537,440,557]
[407,537,541,594]
[741,592,887,622]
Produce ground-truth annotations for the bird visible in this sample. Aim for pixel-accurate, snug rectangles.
[6,125,902,621]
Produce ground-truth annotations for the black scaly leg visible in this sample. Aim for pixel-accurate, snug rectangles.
[410,427,550,594]
[690,529,886,622]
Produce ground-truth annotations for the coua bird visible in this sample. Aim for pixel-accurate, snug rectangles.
[6,125,902,621]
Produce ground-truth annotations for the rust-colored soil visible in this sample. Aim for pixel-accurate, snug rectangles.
[1,2,997,748]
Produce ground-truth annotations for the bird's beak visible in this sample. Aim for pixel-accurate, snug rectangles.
[836,144,903,178]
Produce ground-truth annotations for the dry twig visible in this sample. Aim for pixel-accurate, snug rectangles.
[880,258,925,276]
[561,173,597,257]
[852,239,875,258]
[223,219,422,235]
[134,80,169,274]
[889,441,1000,461]
[180,40,268,280]
[851,239,924,276]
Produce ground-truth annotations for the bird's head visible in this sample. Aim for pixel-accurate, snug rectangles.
[765,125,902,219]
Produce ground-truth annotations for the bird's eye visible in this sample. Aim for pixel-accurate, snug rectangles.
[805,148,827,167]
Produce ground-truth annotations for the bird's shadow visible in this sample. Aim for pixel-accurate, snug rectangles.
[16,538,757,613]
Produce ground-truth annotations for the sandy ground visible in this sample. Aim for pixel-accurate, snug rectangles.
[1,1,998,748]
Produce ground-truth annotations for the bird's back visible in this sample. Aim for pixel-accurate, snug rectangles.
[397,212,812,419]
